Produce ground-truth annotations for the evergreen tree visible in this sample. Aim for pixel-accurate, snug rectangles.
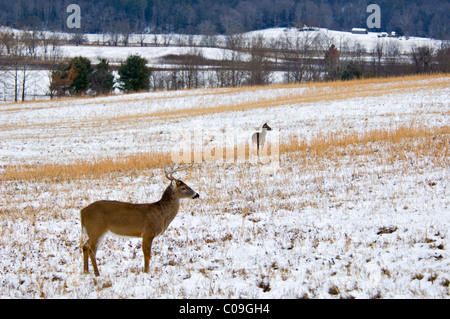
[90,58,115,95]
[341,61,362,81]
[69,56,92,94]
[49,62,78,98]
[118,55,151,92]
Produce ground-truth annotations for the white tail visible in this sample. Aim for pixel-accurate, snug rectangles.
[80,165,199,276]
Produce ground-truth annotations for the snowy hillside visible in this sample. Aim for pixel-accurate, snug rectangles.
[66,27,446,63]
[247,27,445,53]
[0,75,449,298]
[1,26,447,102]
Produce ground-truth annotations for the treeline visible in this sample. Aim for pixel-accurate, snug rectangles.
[0,29,151,100]
[1,0,449,39]
[1,28,449,101]
[151,35,450,91]
[46,34,450,97]
[0,29,63,101]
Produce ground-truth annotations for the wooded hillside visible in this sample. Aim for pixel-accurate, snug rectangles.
[0,0,448,39]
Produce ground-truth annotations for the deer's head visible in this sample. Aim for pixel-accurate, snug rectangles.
[165,165,199,199]
[263,123,272,131]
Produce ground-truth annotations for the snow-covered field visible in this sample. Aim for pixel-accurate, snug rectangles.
[0,75,449,298]
[81,27,446,61]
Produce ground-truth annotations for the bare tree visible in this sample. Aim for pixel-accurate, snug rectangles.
[69,30,87,46]
[313,29,335,53]
[436,44,450,73]
[46,36,65,99]
[0,31,15,55]
[384,39,401,74]
[282,32,317,83]
[411,45,436,73]
[19,31,42,101]
[138,33,147,47]
[8,35,27,102]
[152,34,159,47]
[373,40,385,76]
[215,33,246,88]
[246,35,270,86]
[162,33,174,47]
[48,33,62,52]
[199,20,218,47]
[119,22,132,46]
[21,31,39,58]
[181,47,204,89]
[110,30,120,46]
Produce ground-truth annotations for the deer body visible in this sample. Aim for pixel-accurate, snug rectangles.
[81,166,198,276]
[252,123,272,154]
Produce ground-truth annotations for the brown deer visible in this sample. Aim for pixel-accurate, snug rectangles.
[80,165,199,276]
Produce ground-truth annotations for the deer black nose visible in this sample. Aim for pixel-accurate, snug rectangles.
[193,193,199,199]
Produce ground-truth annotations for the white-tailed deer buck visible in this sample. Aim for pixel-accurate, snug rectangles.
[80,165,199,276]
[252,123,272,155]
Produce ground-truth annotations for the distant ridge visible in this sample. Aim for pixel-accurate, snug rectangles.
[0,0,448,40]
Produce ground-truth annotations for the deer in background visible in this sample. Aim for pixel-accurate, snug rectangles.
[80,165,199,276]
[252,123,272,155]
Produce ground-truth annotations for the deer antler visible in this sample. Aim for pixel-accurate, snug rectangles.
[164,164,193,181]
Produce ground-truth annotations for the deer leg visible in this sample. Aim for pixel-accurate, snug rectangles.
[90,243,101,276]
[85,234,102,276]
[142,236,154,273]
[257,133,260,156]
[89,249,100,276]
[82,240,90,274]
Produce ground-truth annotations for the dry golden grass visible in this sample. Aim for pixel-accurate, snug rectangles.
[2,73,446,108]
[283,124,449,171]
[2,74,448,131]
[92,73,450,125]
[2,123,448,182]
[2,152,171,181]
[2,74,448,181]
[282,123,449,157]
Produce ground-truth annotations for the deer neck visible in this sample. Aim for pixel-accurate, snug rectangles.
[160,184,180,206]
[157,185,180,218]
[260,128,268,140]
[151,185,181,234]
